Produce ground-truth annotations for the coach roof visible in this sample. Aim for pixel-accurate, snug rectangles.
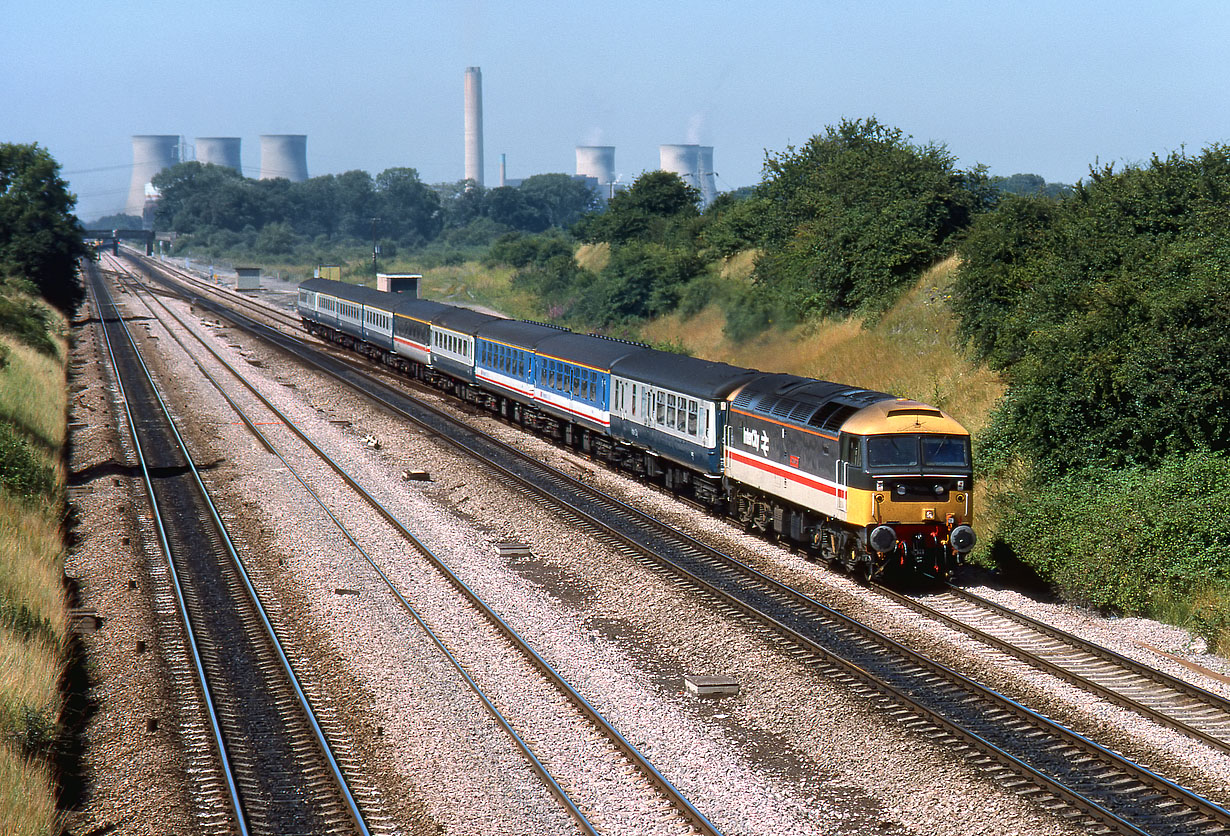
[534,332,648,370]
[391,297,451,321]
[300,277,395,310]
[476,319,567,350]
[613,351,761,400]
[431,306,503,334]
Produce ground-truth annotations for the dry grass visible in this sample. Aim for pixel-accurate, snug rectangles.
[718,249,758,281]
[419,262,546,320]
[575,242,610,274]
[0,304,68,836]
[641,255,1004,434]
[0,334,67,455]
[0,490,68,644]
[0,743,58,836]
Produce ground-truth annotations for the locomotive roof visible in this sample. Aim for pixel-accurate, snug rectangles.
[842,399,969,436]
[729,374,896,434]
[300,277,397,309]
[534,332,648,370]
[475,319,568,349]
[431,306,503,333]
[612,351,761,400]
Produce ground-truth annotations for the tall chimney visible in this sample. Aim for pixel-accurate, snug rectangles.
[126,135,180,217]
[195,137,242,175]
[259,134,309,182]
[464,66,484,186]
[499,153,506,187]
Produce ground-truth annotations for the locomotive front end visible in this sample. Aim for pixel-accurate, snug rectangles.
[840,401,975,579]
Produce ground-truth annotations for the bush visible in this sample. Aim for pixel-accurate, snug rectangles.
[753,118,994,318]
[991,452,1230,620]
[0,293,54,357]
[0,423,55,500]
[954,147,1230,475]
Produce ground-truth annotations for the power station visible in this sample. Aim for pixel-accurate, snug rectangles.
[126,135,180,218]
[259,134,309,182]
[119,67,725,222]
[194,137,242,174]
[657,144,716,208]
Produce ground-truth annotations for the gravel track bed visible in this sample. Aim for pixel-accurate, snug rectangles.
[463,404,1230,805]
[121,271,1230,832]
[63,290,204,835]
[148,287,1094,836]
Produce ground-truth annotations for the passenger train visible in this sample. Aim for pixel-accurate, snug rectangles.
[297,277,976,580]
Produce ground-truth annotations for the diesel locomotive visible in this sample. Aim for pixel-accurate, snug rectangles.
[297,277,975,579]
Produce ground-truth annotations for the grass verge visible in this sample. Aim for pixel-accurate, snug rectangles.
[0,289,68,836]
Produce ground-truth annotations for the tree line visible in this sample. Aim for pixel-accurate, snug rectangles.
[951,149,1230,632]
[146,162,597,261]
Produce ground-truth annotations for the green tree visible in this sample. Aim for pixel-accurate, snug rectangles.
[956,146,1230,475]
[0,142,90,311]
[518,173,597,228]
[484,186,547,232]
[375,167,442,245]
[753,117,995,317]
[87,212,143,229]
[990,172,1074,199]
[575,171,700,245]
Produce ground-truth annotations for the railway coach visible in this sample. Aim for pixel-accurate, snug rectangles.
[298,278,395,360]
[607,352,759,506]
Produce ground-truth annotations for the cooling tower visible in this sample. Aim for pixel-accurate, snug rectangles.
[259,134,309,182]
[464,66,484,186]
[659,144,700,194]
[576,146,616,188]
[195,137,242,174]
[126,135,180,217]
[697,145,717,208]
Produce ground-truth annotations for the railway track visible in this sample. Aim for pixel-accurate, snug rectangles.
[86,260,374,836]
[103,254,721,836]
[118,252,1230,834]
[879,583,1230,752]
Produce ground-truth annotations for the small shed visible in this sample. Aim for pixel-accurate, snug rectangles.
[377,272,421,297]
[235,266,261,291]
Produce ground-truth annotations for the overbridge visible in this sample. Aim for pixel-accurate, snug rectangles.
[82,228,161,255]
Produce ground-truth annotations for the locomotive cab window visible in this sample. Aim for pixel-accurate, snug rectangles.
[923,435,970,468]
[867,435,919,469]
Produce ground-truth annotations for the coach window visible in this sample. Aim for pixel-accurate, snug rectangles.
[687,401,698,435]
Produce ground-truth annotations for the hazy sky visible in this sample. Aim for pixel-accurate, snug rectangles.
[6,0,1229,221]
